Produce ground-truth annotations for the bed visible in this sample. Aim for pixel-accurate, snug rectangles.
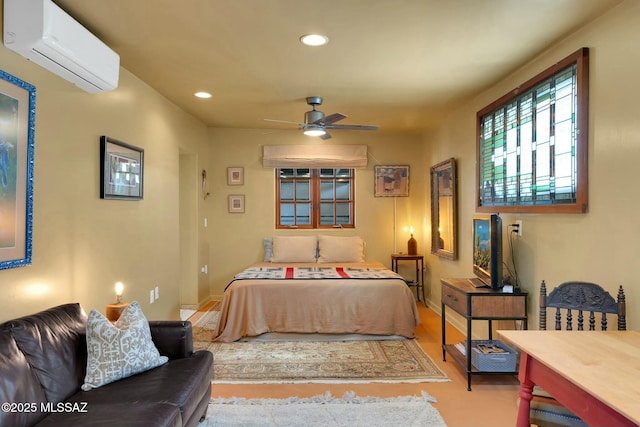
[213,235,420,342]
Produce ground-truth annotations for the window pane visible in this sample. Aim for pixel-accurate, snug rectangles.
[336,180,350,200]
[296,203,311,225]
[536,102,551,144]
[279,168,294,178]
[280,203,294,225]
[295,168,311,178]
[320,203,334,224]
[555,152,573,195]
[336,203,351,224]
[320,181,334,200]
[336,169,351,178]
[555,92,573,122]
[555,120,572,154]
[295,181,310,201]
[319,168,334,177]
[280,181,294,200]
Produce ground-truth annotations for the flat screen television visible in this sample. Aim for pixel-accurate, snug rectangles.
[472,214,503,290]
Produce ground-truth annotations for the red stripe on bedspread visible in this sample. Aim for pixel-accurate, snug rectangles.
[335,267,350,278]
[285,267,294,279]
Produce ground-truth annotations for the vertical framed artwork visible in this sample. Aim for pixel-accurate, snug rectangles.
[100,136,144,200]
[0,70,35,270]
[228,195,245,213]
[227,167,244,185]
[374,165,409,197]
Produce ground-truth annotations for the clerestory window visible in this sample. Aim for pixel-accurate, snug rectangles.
[476,48,589,213]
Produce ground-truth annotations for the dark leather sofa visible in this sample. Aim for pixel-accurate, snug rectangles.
[0,303,213,427]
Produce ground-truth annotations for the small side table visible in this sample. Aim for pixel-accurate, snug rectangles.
[391,254,425,304]
[106,302,129,322]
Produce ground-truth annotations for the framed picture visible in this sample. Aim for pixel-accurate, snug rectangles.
[374,165,409,197]
[228,195,245,213]
[100,136,144,200]
[0,70,35,270]
[227,167,244,185]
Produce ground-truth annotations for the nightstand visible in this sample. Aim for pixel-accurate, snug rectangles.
[391,254,425,304]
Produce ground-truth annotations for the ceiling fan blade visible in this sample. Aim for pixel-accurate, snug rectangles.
[320,131,332,140]
[323,113,347,125]
[263,118,304,126]
[325,124,379,131]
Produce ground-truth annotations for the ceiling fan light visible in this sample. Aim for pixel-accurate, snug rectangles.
[304,128,326,137]
[300,34,329,46]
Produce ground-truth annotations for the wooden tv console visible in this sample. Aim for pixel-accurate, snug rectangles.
[440,278,528,390]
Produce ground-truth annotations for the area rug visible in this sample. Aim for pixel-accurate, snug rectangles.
[192,307,220,344]
[199,391,447,427]
[192,308,449,384]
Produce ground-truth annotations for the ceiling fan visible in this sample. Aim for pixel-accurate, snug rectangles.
[264,96,378,139]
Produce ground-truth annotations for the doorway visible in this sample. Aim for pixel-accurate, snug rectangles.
[179,150,198,312]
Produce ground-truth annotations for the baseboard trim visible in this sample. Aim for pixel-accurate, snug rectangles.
[181,295,217,312]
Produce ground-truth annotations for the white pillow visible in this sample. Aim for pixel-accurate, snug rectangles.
[317,235,365,263]
[82,301,168,391]
[270,235,318,262]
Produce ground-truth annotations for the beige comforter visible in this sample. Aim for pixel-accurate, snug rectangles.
[213,261,420,342]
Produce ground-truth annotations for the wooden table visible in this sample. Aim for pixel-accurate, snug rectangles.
[497,330,640,427]
[391,254,425,304]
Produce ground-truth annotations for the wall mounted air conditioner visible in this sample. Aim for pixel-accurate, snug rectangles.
[3,0,120,93]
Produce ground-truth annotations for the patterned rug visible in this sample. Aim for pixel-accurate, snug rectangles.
[199,391,447,426]
[191,307,449,384]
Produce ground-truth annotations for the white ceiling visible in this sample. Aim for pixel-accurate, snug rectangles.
[55,0,621,134]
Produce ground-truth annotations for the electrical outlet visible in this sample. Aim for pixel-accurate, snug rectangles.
[155,286,159,299]
[516,220,523,236]
[149,290,155,304]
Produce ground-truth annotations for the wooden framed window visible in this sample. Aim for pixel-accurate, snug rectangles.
[477,48,589,213]
[276,168,355,229]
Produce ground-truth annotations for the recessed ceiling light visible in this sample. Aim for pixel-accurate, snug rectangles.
[194,91,212,99]
[300,34,329,47]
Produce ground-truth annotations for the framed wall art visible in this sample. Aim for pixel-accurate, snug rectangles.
[228,195,245,213]
[227,167,244,185]
[0,70,35,270]
[374,165,409,197]
[100,136,144,200]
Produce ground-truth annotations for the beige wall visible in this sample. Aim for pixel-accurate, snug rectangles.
[423,0,640,332]
[205,129,426,298]
[2,1,638,333]
[0,24,210,321]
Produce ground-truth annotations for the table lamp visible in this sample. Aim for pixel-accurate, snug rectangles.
[407,226,417,255]
[106,281,129,322]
